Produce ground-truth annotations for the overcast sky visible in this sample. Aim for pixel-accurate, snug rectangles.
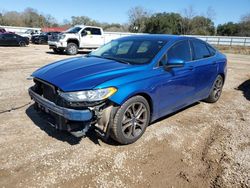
[1,0,250,25]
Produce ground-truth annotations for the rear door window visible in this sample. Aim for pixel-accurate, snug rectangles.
[191,40,211,60]
[91,28,101,35]
[207,45,216,56]
[83,28,102,35]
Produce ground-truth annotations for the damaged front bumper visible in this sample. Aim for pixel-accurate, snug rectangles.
[28,87,114,138]
[29,88,93,121]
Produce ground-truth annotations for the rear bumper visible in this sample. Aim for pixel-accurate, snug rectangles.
[28,88,93,121]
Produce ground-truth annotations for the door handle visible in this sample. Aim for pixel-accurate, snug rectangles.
[212,61,217,65]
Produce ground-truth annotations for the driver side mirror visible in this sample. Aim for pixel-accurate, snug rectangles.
[163,58,185,71]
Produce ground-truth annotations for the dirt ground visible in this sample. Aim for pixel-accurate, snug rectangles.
[0,45,249,188]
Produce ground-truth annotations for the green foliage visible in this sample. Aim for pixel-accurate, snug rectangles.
[239,21,250,37]
[189,16,215,35]
[0,8,57,27]
[0,8,128,32]
[217,15,250,37]
[0,6,249,36]
[238,13,250,37]
[128,6,151,32]
[144,13,182,34]
[142,13,215,35]
[217,22,239,36]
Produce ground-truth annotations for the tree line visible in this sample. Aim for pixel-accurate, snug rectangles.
[0,8,58,28]
[217,14,250,37]
[0,7,128,32]
[128,6,250,36]
[0,7,250,36]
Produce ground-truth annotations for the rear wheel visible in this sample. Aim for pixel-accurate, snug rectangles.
[66,43,78,55]
[110,96,150,144]
[19,41,26,47]
[204,75,224,103]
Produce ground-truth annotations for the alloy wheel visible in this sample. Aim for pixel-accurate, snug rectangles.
[69,45,77,54]
[121,102,148,139]
[19,41,26,47]
[213,76,223,100]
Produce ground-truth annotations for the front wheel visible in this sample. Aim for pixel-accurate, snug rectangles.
[66,43,78,55]
[204,75,224,103]
[38,39,44,44]
[19,41,26,47]
[110,96,150,144]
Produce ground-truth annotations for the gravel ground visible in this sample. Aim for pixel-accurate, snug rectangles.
[0,45,249,187]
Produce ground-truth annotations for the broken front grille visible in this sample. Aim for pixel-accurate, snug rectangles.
[34,78,56,103]
[48,34,59,41]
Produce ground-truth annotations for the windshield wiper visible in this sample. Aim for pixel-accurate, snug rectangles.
[86,55,131,65]
[102,56,132,64]
[85,54,102,58]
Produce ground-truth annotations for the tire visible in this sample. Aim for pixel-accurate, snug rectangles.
[38,39,43,44]
[66,43,78,55]
[110,96,150,144]
[204,75,224,103]
[19,41,26,47]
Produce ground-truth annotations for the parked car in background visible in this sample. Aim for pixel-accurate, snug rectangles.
[20,29,41,40]
[29,35,227,144]
[0,27,14,34]
[0,28,7,33]
[48,25,139,55]
[31,32,61,44]
[0,33,29,46]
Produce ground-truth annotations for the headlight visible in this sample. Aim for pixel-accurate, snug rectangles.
[58,87,117,102]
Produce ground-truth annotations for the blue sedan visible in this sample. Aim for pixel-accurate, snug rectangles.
[29,35,227,144]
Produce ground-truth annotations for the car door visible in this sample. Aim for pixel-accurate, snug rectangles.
[81,27,103,48]
[4,34,18,46]
[0,34,9,45]
[190,39,218,100]
[156,40,197,117]
[89,28,103,47]
[0,35,4,45]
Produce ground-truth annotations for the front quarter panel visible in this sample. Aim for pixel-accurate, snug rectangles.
[95,67,162,120]
[97,67,158,105]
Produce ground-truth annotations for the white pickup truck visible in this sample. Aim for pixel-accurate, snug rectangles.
[48,25,139,55]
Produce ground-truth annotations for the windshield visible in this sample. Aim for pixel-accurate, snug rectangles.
[25,29,32,34]
[89,38,167,65]
[65,27,82,33]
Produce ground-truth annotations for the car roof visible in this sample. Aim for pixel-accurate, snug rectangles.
[0,33,13,35]
[119,34,196,42]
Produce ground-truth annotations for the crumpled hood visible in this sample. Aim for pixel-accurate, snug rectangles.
[32,56,140,91]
